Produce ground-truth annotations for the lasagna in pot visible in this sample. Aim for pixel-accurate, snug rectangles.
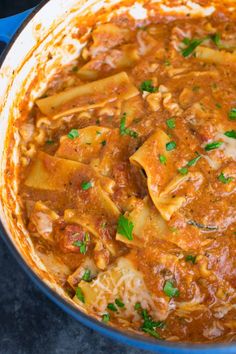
[10,1,236,343]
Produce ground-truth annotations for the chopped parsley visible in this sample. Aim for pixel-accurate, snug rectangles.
[72,65,78,72]
[76,287,85,303]
[164,59,171,66]
[115,298,125,308]
[67,129,79,139]
[204,141,223,151]
[117,214,134,241]
[102,313,110,323]
[215,103,222,109]
[73,232,90,254]
[81,181,92,190]
[159,154,167,165]
[46,140,54,145]
[218,172,233,184]
[178,167,188,175]
[140,80,158,93]
[224,130,236,139]
[229,108,236,120]
[166,141,176,151]
[101,140,106,146]
[96,130,102,135]
[187,152,201,167]
[82,269,91,282]
[119,113,138,138]
[181,37,205,57]
[185,255,197,264]
[163,280,179,298]
[107,303,117,312]
[135,304,165,339]
[134,302,141,310]
[166,118,176,129]
[211,33,221,47]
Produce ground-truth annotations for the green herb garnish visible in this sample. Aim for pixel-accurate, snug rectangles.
[178,167,188,175]
[166,118,176,129]
[140,80,158,93]
[81,181,92,190]
[120,113,138,138]
[181,37,205,57]
[187,152,201,167]
[164,59,171,66]
[72,65,78,72]
[46,140,54,145]
[163,280,179,298]
[67,129,79,139]
[192,85,200,92]
[76,287,85,303]
[73,232,90,254]
[135,305,165,339]
[166,141,176,151]
[185,255,197,264]
[117,214,134,241]
[102,313,110,323]
[134,302,141,310]
[224,130,236,139]
[204,141,223,151]
[215,103,222,109]
[107,303,117,312]
[211,33,220,47]
[101,140,106,146]
[159,154,167,165]
[229,108,236,120]
[218,172,233,184]
[115,298,125,308]
[82,269,91,282]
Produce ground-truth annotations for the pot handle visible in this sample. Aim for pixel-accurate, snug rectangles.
[0,8,34,44]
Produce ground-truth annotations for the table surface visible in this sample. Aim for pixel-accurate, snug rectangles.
[0,2,149,354]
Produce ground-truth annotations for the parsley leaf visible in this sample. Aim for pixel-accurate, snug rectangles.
[166,141,176,151]
[115,298,125,308]
[67,129,79,139]
[119,113,138,138]
[218,172,233,184]
[185,255,197,264]
[229,108,236,120]
[76,287,85,303]
[140,80,158,93]
[82,269,91,282]
[211,33,221,47]
[102,313,110,323]
[204,141,223,151]
[163,280,179,298]
[135,304,165,339]
[107,303,117,312]
[46,140,54,145]
[73,232,90,254]
[166,118,176,129]
[178,167,188,175]
[159,154,167,165]
[101,140,106,146]
[187,152,201,167]
[81,181,92,190]
[181,37,205,57]
[224,130,236,139]
[117,214,134,241]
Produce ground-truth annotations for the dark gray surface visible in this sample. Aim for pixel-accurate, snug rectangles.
[0,2,148,354]
[0,237,149,354]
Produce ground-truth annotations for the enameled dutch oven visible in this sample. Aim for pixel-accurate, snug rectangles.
[0,1,235,352]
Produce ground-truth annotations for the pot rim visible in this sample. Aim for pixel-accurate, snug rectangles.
[0,1,236,352]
